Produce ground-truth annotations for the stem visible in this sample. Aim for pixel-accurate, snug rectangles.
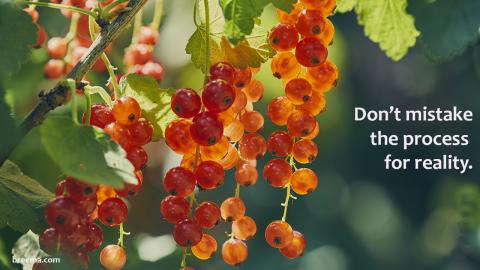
[234,183,240,198]
[281,184,291,222]
[65,13,80,42]
[22,1,97,17]
[67,80,78,124]
[180,247,188,268]
[117,223,130,247]
[203,0,210,84]
[85,94,92,124]
[150,0,164,29]
[0,0,149,166]
[88,15,121,99]
[131,9,143,43]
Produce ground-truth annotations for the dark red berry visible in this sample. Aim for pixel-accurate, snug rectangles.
[194,161,225,190]
[202,80,236,113]
[160,196,190,224]
[163,167,196,196]
[173,219,202,247]
[98,198,128,227]
[190,112,224,146]
[171,88,202,118]
[194,201,221,229]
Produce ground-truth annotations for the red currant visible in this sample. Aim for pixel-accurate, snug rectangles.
[269,24,299,52]
[126,146,148,169]
[210,62,236,85]
[238,133,267,160]
[267,131,293,157]
[295,37,328,67]
[194,161,225,189]
[160,195,190,224]
[47,37,68,59]
[44,196,86,232]
[100,244,127,270]
[82,104,115,128]
[265,220,294,248]
[263,159,292,188]
[190,112,224,146]
[163,167,196,196]
[137,26,159,45]
[194,201,221,229]
[296,9,326,37]
[171,88,202,118]
[279,230,306,258]
[98,197,128,227]
[173,218,203,246]
[128,118,153,146]
[112,96,142,125]
[202,80,236,113]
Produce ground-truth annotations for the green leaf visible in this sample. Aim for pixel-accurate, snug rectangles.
[187,0,276,71]
[40,116,137,188]
[356,0,420,61]
[0,3,37,81]
[337,0,357,13]
[121,74,177,140]
[219,0,296,44]
[0,85,20,162]
[0,161,53,233]
[410,0,480,61]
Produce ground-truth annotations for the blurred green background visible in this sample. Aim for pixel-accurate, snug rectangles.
[1,0,480,269]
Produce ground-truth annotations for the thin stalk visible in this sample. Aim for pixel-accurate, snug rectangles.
[22,1,97,17]
[85,94,92,124]
[117,223,130,247]
[235,183,241,198]
[131,9,143,43]
[150,0,164,29]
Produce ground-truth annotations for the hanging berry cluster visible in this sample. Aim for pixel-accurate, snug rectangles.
[263,0,338,259]
[162,62,267,268]
[38,97,153,269]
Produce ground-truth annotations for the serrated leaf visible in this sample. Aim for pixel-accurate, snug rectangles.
[337,0,357,13]
[122,74,177,140]
[0,3,37,81]
[410,0,480,61]
[187,0,276,71]
[356,0,420,61]
[0,161,53,233]
[40,116,137,188]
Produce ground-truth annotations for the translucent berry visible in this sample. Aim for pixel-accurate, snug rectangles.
[137,26,159,45]
[230,89,247,113]
[123,44,153,66]
[280,231,306,258]
[173,219,203,247]
[200,136,229,161]
[171,88,202,118]
[65,177,98,201]
[241,111,264,133]
[83,223,103,252]
[319,18,335,46]
[232,216,257,240]
[165,120,197,155]
[96,185,117,205]
[104,122,132,149]
[267,97,295,126]
[238,133,267,161]
[291,168,318,195]
[306,60,338,92]
[242,79,264,102]
[100,244,127,270]
[202,80,236,113]
[233,67,252,89]
[39,228,60,254]
[296,9,326,37]
[195,161,225,189]
[190,112,224,146]
[295,38,328,67]
[271,52,302,81]
[285,78,313,105]
[276,2,304,25]
[194,201,221,229]
[287,110,317,137]
[44,196,86,232]
[192,234,218,260]
[267,131,293,157]
[126,146,148,169]
[269,24,299,52]
[224,120,244,142]
[303,121,320,140]
[163,167,196,196]
[218,108,235,127]
[82,104,115,128]
[300,0,336,16]
[210,62,236,85]
[98,198,128,227]
[217,144,240,170]
[140,61,165,81]
[47,37,68,59]
[293,139,318,163]
[160,196,190,224]
[235,163,258,187]
[265,220,294,248]
[43,59,65,79]
[128,118,153,146]
[34,25,47,49]
[263,159,292,188]
[220,197,246,222]
[297,92,326,116]
[112,96,142,125]
[222,239,248,266]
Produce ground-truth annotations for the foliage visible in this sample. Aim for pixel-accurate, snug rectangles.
[0,161,53,233]
[40,116,138,188]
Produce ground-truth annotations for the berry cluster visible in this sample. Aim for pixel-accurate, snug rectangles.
[162,62,265,268]
[263,0,338,258]
[123,26,164,81]
[38,96,152,269]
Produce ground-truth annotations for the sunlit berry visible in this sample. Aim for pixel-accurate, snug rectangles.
[265,220,294,248]
[222,239,248,266]
[98,197,128,227]
[210,62,236,85]
[82,104,115,128]
[296,9,326,37]
[195,161,225,189]
[267,97,295,126]
[112,96,142,125]
[233,67,252,89]
[165,120,197,155]
[100,244,127,270]
[269,24,299,52]
[43,59,65,79]
[190,112,224,146]
[306,60,338,92]
[238,133,267,161]
[173,218,203,247]
[194,201,221,229]
[280,230,306,258]
[285,78,313,105]
[163,167,196,196]
[45,196,86,232]
[293,139,318,163]
[160,195,190,224]
[242,79,264,102]
[286,110,317,137]
[232,216,257,240]
[297,92,326,116]
[47,37,68,59]
[291,168,318,195]
[295,37,328,67]
[263,159,292,188]
[220,197,246,222]
[192,234,218,260]
[240,111,264,133]
[200,136,229,161]
[235,163,258,187]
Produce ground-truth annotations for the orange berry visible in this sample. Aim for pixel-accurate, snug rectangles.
[265,220,294,248]
[222,239,248,266]
[192,234,218,260]
[291,168,318,195]
[279,231,306,258]
[220,197,246,222]
[292,139,318,163]
[232,216,257,240]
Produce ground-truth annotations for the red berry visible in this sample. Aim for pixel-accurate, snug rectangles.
[43,59,65,79]
[163,167,196,196]
[104,122,133,149]
[279,231,306,258]
[83,223,103,252]
[269,24,299,52]
[267,131,293,157]
[194,161,225,190]
[233,67,252,89]
[47,37,68,59]
[210,62,236,85]
[39,227,60,254]
[112,96,142,125]
[100,245,127,270]
[265,220,294,248]
[123,44,153,66]
[82,104,115,128]
[98,197,128,227]
[296,9,326,37]
[115,171,143,197]
[263,159,292,188]
[34,25,47,49]
[295,37,328,67]
[24,8,39,23]
[44,196,87,232]
[128,118,153,146]
[190,112,224,146]
[137,26,159,45]
[202,80,236,113]
[126,146,148,169]
[160,195,190,224]
[171,88,202,118]
[141,61,164,81]
[64,177,98,201]
[287,110,317,137]
[238,133,267,160]
[173,219,203,247]
[194,201,221,229]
